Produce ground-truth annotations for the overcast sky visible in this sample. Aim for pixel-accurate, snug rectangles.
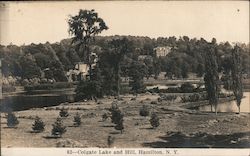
[0,1,249,46]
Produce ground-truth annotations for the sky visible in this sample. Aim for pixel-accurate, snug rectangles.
[0,1,249,46]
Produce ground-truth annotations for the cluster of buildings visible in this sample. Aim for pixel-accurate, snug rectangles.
[66,46,172,82]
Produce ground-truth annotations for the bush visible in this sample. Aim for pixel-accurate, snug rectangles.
[59,107,69,117]
[75,80,103,101]
[160,95,177,101]
[109,103,123,125]
[150,101,158,104]
[108,102,124,133]
[180,83,195,93]
[107,136,115,147]
[150,113,160,128]
[181,93,206,103]
[32,116,45,132]
[114,117,124,134]
[2,85,16,93]
[51,117,66,137]
[7,112,19,127]
[73,113,81,126]
[139,105,150,117]
[102,113,109,121]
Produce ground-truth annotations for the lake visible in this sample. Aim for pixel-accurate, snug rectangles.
[199,92,250,113]
[0,89,75,112]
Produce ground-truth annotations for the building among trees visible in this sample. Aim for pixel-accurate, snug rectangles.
[154,46,171,57]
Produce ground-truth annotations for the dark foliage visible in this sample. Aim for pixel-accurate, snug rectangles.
[139,105,150,117]
[59,107,69,117]
[51,117,66,136]
[32,116,45,132]
[6,112,19,127]
[73,112,81,126]
[150,112,160,128]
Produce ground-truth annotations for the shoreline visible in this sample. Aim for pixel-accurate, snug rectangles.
[1,93,249,148]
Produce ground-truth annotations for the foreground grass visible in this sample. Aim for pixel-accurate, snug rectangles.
[1,94,249,148]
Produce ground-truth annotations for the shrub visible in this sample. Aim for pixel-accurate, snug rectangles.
[110,107,123,125]
[7,112,19,127]
[32,116,45,132]
[2,85,16,93]
[51,117,66,137]
[181,93,205,103]
[150,113,160,128]
[109,102,124,133]
[75,80,103,101]
[59,107,69,117]
[180,83,194,93]
[107,136,115,147]
[139,105,150,117]
[114,117,124,134]
[160,95,177,101]
[73,113,81,126]
[150,101,158,104]
[102,113,109,121]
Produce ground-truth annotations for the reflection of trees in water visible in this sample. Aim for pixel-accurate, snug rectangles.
[143,131,250,148]
[199,92,249,113]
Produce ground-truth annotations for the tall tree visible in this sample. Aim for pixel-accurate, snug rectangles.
[129,61,147,96]
[68,9,108,80]
[203,43,220,114]
[107,38,134,98]
[231,45,243,113]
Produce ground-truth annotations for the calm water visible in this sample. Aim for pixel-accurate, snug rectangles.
[199,92,250,113]
[0,89,75,112]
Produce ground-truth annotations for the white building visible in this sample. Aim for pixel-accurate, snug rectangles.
[154,46,172,57]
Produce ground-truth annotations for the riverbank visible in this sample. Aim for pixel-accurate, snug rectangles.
[1,93,249,148]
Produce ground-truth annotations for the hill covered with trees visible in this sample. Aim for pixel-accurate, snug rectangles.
[0,35,249,85]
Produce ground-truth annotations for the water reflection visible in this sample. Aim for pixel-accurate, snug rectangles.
[199,92,250,113]
[0,90,75,112]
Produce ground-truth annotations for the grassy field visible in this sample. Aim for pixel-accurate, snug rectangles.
[1,93,250,148]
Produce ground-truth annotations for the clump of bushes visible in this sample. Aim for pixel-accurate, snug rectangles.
[74,80,103,101]
[73,113,81,126]
[59,107,69,117]
[181,93,207,103]
[32,116,45,132]
[180,83,195,93]
[51,117,66,137]
[160,95,177,101]
[2,85,16,93]
[139,105,150,117]
[6,112,19,127]
[24,82,74,92]
[148,83,205,93]
[150,113,160,128]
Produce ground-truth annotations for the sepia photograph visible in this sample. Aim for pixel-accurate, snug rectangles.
[0,1,249,155]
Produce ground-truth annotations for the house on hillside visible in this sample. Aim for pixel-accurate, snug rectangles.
[154,46,171,57]
[67,63,89,82]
